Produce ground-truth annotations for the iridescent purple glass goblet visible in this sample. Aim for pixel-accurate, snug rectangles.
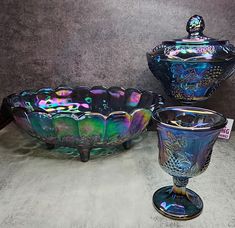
[152,106,227,220]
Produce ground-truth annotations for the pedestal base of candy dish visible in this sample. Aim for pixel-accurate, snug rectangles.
[153,185,203,220]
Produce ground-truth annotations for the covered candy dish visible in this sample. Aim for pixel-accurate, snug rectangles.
[147,15,235,104]
[0,86,163,162]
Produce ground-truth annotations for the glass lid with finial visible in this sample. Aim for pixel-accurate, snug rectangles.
[151,15,235,62]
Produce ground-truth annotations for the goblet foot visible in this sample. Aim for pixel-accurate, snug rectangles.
[153,186,203,220]
[122,140,132,150]
[78,148,91,162]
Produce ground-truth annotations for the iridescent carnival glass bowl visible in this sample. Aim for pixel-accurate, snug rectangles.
[0,86,163,162]
[147,15,235,104]
[152,106,227,220]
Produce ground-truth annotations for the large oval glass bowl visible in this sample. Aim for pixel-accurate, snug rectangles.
[0,86,163,161]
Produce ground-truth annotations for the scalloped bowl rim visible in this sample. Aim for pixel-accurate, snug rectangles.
[8,85,163,117]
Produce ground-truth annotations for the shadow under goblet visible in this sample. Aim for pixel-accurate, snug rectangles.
[152,106,227,220]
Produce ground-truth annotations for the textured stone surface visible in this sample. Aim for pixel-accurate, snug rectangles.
[0,0,235,120]
[0,123,235,227]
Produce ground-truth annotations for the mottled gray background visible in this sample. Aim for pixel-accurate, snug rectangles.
[0,0,235,119]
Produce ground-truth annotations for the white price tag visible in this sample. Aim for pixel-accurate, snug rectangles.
[219,118,234,140]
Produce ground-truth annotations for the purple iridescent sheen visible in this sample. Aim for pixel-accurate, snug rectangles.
[147,15,235,104]
[152,106,227,220]
[6,86,163,161]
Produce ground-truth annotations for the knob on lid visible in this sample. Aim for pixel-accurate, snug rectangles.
[186,15,205,38]
[163,15,226,45]
[148,15,235,62]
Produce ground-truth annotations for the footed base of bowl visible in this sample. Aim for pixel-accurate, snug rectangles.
[122,140,132,150]
[78,148,91,162]
[46,143,55,150]
[153,186,203,220]
[44,139,134,162]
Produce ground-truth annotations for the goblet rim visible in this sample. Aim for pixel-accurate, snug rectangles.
[153,106,227,132]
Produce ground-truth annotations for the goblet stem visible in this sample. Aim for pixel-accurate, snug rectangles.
[172,176,189,195]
